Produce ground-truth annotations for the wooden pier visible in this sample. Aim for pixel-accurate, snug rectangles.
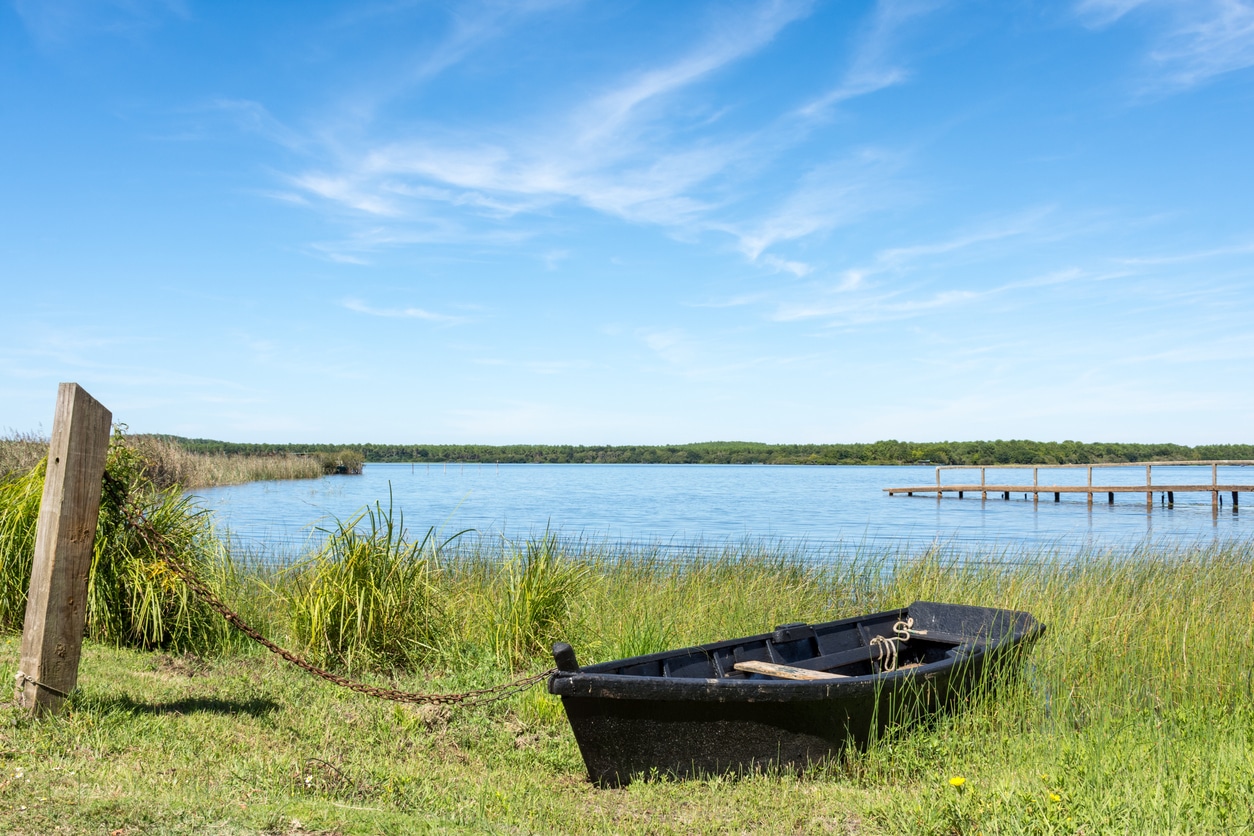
[886,461,1254,511]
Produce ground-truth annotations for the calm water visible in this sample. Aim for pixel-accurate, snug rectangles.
[191,463,1254,562]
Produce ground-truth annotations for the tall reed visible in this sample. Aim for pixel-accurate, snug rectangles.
[282,499,449,674]
[0,433,237,652]
[0,430,46,483]
[124,434,323,489]
[491,532,590,669]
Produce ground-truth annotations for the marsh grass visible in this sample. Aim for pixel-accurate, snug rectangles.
[0,437,240,653]
[0,431,45,483]
[281,499,451,674]
[124,434,323,488]
[490,532,591,669]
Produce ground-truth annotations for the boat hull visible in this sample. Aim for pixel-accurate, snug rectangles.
[549,602,1043,786]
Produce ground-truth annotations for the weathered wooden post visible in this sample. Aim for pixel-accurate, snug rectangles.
[1212,463,1219,513]
[15,383,112,714]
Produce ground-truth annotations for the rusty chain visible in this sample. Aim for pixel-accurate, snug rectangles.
[125,505,555,708]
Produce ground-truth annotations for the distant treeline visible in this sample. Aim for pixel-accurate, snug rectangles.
[153,437,1254,466]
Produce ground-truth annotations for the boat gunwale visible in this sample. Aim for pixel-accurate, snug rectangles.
[549,601,1044,702]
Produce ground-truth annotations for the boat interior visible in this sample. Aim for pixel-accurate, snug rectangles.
[591,609,969,681]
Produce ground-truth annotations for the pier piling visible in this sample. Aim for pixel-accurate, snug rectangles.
[887,461,1254,513]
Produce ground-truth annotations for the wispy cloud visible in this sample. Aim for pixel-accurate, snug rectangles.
[1074,0,1152,27]
[1076,0,1254,90]
[710,149,913,269]
[753,208,1127,327]
[341,298,467,323]
[471,356,593,375]
[639,328,698,367]
[14,0,188,46]
[327,0,579,119]
[771,287,981,325]
[307,221,534,263]
[254,0,918,267]
[314,2,811,229]
[873,207,1055,268]
[205,99,311,152]
[1112,241,1254,265]
[798,0,941,118]
[578,0,815,142]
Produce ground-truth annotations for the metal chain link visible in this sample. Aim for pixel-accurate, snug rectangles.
[124,505,554,707]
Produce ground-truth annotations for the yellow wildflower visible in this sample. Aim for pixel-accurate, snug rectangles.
[949,776,966,788]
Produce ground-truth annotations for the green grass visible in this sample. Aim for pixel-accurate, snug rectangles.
[283,499,448,674]
[0,440,234,651]
[0,536,1251,833]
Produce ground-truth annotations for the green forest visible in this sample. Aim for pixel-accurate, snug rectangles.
[154,437,1254,466]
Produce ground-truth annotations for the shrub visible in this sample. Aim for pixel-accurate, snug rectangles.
[315,448,364,475]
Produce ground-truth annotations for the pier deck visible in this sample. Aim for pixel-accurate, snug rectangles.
[886,461,1254,510]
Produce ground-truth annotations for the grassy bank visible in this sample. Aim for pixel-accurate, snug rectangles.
[0,532,1251,833]
[2,432,338,489]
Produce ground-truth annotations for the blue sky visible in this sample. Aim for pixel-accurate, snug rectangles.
[2,0,1252,444]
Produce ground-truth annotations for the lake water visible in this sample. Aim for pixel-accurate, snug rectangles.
[190,463,1254,563]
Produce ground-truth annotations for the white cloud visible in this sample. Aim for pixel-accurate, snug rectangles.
[1075,0,1152,27]
[714,149,911,266]
[771,287,980,325]
[1077,0,1254,90]
[798,0,941,118]
[1113,241,1254,265]
[578,0,814,142]
[759,255,813,277]
[640,328,695,366]
[262,0,915,268]
[206,99,310,152]
[293,173,401,216]
[341,298,466,323]
[14,0,188,46]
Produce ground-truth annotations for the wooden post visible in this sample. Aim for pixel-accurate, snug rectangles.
[1146,464,1152,511]
[1212,463,1219,513]
[1033,467,1038,504]
[980,467,986,501]
[1087,466,1093,506]
[15,384,112,714]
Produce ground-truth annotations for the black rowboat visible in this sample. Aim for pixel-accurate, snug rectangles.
[549,601,1044,786]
